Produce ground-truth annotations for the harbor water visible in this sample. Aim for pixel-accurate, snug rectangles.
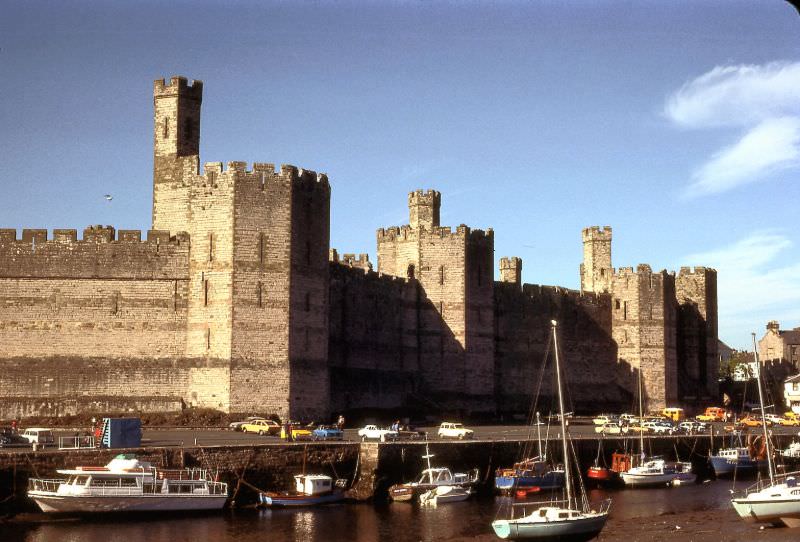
[2,480,796,542]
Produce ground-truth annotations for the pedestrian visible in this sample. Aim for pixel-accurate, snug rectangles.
[337,415,345,430]
[10,419,17,434]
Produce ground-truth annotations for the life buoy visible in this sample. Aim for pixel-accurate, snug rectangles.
[749,435,767,459]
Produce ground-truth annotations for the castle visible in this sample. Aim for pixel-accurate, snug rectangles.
[0,76,718,420]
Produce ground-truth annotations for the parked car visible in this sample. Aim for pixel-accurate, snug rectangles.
[241,419,281,435]
[592,415,615,426]
[642,421,675,435]
[229,416,267,431]
[764,414,784,425]
[678,421,707,433]
[312,425,344,441]
[0,428,30,448]
[781,417,800,427]
[396,425,427,440]
[437,422,474,440]
[19,428,55,446]
[281,424,313,440]
[738,416,766,428]
[357,425,398,442]
[696,407,726,422]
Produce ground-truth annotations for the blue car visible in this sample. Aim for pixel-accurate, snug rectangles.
[312,425,344,441]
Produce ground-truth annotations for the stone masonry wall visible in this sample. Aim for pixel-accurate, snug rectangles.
[676,267,719,402]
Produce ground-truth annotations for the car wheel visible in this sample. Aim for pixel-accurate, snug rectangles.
[361,436,366,442]
[259,430,265,436]
[458,434,464,440]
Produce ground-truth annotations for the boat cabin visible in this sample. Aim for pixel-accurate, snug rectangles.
[294,474,334,496]
[417,467,455,485]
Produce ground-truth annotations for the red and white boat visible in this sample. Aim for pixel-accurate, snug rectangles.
[28,454,228,513]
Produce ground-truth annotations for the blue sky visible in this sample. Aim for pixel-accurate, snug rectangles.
[1,1,798,349]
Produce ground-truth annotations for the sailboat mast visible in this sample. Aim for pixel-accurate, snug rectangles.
[751,332,774,484]
[551,320,572,508]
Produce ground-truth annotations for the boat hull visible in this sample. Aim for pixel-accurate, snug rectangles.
[709,456,761,477]
[495,472,565,492]
[492,513,608,541]
[732,496,800,526]
[29,493,226,513]
[620,472,675,488]
[258,490,345,507]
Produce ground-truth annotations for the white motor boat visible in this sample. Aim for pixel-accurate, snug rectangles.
[28,454,228,513]
[419,485,472,505]
[491,321,610,540]
[620,458,676,488]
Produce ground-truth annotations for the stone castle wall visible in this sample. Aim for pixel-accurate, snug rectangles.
[0,75,720,420]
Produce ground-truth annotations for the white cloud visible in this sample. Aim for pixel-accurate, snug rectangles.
[665,61,800,197]
[684,117,800,197]
[683,231,800,348]
[665,61,800,128]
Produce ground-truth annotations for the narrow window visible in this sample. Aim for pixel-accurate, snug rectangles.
[208,233,214,262]
[615,299,620,310]
[163,117,170,139]
[112,292,119,315]
[438,301,443,316]
[600,268,605,277]
[173,281,178,312]
[257,281,263,308]
[649,305,653,320]
[407,264,415,280]
[259,233,264,264]
[206,328,211,350]
[204,276,209,307]
[439,265,445,285]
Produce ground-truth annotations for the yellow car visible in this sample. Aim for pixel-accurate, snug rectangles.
[280,424,312,440]
[241,419,281,435]
[781,418,800,427]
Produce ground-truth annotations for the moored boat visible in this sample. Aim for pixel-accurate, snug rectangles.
[491,320,610,540]
[620,458,676,488]
[419,484,472,505]
[495,458,565,494]
[389,466,479,502]
[669,461,696,486]
[27,454,228,513]
[258,474,346,507]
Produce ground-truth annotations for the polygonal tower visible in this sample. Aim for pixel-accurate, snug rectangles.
[581,226,613,293]
[152,76,203,233]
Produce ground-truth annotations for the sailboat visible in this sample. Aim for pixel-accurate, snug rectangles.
[492,320,611,541]
[496,413,565,495]
[731,333,800,527]
[620,366,676,488]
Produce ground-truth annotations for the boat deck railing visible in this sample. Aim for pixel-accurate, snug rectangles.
[28,477,228,496]
[28,479,62,493]
[732,470,800,497]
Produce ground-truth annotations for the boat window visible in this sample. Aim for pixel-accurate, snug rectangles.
[559,512,569,519]
[76,476,89,485]
[539,510,548,517]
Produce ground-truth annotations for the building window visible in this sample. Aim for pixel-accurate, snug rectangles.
[163,118,170,139]
[257,281,263,308]
[439,265,445,285]
[615,299,620,310]
[407,264,415,280]
[208,233,214,262]
[259,233,265,264]
[206,328,211,350]
[203,275,209,306]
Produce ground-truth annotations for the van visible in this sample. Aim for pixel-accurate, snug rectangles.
[20,428,55,446]
[661,407,685,422]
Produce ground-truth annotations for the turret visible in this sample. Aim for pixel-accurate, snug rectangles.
[408,189,441,230]
[580,226,612,293]
[499,257,522,288]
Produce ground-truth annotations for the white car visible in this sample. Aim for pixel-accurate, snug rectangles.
[679,421,707,433]
[437,422,474,440]
[641,422,674,435]
[357,425,398,442]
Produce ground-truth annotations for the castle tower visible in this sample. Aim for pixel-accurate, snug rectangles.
[152,76,202,233]
[499,257,522,287]
[408,190,441,230]
[675,267,719,401]
[581,226,613,293]
[377,189,495,412]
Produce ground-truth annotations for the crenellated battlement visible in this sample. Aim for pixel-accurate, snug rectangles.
[521,283,607,305]
[199,161,330,193]
[582,225,612,240]
[0,227,188,246]
[678,266,716,276]
[153,76,203,99]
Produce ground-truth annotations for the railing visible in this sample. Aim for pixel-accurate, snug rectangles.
[58,436,96,450]
[731,470,800,498]
[28,479,63,493]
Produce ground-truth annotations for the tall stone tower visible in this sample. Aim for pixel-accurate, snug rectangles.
[676,267,719,401]
[499,257,522,288]
[581,226,613,293]
[377,190,495,412]
[409,190,441,229]
[152,76,202,233]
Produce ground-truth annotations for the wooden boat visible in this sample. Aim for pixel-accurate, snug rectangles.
[491,320,611,540]
[258,474,346,507]
[27,454,228,513]
[495,458,565,493]
[669,461,696,486]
